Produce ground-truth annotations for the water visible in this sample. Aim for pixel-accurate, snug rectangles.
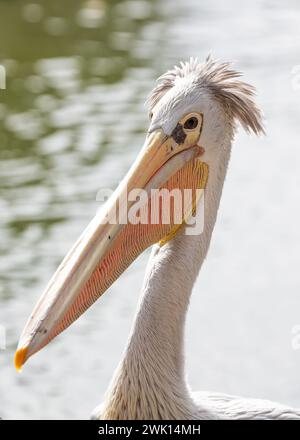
[0,0,300,419]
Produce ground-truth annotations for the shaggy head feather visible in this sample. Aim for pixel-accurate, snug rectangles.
[148,56,265,136]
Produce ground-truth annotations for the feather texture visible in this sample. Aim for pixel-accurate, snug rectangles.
[148,56,265,135]
[193,391,300,420]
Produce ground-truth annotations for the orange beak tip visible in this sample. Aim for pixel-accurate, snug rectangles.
[14,346,28,372]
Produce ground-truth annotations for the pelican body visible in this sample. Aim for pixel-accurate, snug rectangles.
[15,57,300,420]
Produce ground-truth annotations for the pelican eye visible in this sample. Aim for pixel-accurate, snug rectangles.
[184,116,198,130]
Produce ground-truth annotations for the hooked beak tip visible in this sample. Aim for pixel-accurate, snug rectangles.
[14,346,28,372]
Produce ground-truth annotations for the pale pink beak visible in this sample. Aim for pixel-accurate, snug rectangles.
[15,127,208,371]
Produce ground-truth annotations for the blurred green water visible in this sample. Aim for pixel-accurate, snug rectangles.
[0,0,164,299]
[0,0,170,418]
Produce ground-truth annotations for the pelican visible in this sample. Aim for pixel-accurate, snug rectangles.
[14,57,300,420]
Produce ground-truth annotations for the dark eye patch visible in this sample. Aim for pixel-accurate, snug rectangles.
[171,123,187,144]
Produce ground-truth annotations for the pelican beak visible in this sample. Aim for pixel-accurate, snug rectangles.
[15,128,208,371]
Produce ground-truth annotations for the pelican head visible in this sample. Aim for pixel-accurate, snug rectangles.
[15,56,264,371]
